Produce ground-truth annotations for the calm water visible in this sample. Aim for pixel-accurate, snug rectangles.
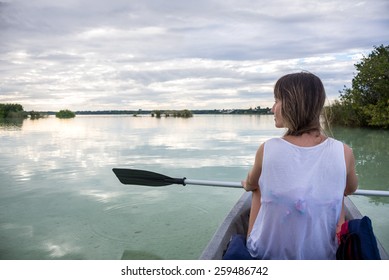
[0,115,388,259]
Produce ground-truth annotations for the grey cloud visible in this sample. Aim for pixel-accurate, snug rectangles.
[0,0,388,110]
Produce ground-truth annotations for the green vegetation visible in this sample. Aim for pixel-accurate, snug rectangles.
[151,110,162,118]
[151,109,193,118]
[173,109,193,118]
[227,106,272,115]
[2,103,271,120]
[0,103,27,119]
[29,111,46,119]
[56,109,76,119]
[326,45,389,128]
[0,103,48,120]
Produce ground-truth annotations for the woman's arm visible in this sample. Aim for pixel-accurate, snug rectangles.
[242,143,264,237]
[242,143,264,191]
[344,144,358,196]
[248,188,261,236]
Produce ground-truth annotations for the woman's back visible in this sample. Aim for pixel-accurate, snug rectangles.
[246,137,346,259]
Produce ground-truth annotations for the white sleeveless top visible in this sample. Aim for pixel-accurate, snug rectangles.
[247,137,346,259]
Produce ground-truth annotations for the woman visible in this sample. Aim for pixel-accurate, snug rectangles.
[243,72,358,259]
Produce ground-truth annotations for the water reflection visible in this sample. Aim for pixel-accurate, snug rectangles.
[44,241,82,258]
[0,115,388,260]
[0,118,25,130]
[331,126,389,193]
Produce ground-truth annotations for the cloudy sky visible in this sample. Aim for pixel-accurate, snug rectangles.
[0,0,388,111]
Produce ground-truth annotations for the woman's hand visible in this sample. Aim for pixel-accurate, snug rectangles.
[242,180,259,192]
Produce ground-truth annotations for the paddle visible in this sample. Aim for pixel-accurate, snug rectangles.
[112,168,389,197]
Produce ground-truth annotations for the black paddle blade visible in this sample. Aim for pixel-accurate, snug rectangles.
[112,168,186,187]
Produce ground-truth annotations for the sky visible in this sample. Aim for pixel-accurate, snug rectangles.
[0,0,388,111]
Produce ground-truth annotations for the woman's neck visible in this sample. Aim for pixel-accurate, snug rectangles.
[283,130,327,147]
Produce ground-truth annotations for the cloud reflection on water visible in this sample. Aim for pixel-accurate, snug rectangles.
[1,114,387,260]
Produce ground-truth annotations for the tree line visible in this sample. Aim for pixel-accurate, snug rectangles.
[75,107,272,116]
[0,104,75,119]
[325,44,388,129]
[0,106,271,120]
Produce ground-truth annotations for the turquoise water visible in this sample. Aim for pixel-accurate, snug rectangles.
[0,115,388,259]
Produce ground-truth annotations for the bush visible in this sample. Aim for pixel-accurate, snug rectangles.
[56,109,76,119]
[328,45,389,128]
[151,110,193,118]
[0,103,26,119]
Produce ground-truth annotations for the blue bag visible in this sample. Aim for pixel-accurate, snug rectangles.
[336,216,381,260]
[222,234,257,260]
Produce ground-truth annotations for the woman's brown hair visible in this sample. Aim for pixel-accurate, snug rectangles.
[274,72,326,136]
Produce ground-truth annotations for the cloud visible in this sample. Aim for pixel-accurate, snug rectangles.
[0,0,388,110]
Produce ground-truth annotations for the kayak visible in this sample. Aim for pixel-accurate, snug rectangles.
[199,192,389,260]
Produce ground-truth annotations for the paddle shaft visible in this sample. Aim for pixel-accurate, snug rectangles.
[185,179,389,197]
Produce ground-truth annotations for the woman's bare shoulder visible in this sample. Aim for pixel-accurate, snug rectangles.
[343,143,354,158]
